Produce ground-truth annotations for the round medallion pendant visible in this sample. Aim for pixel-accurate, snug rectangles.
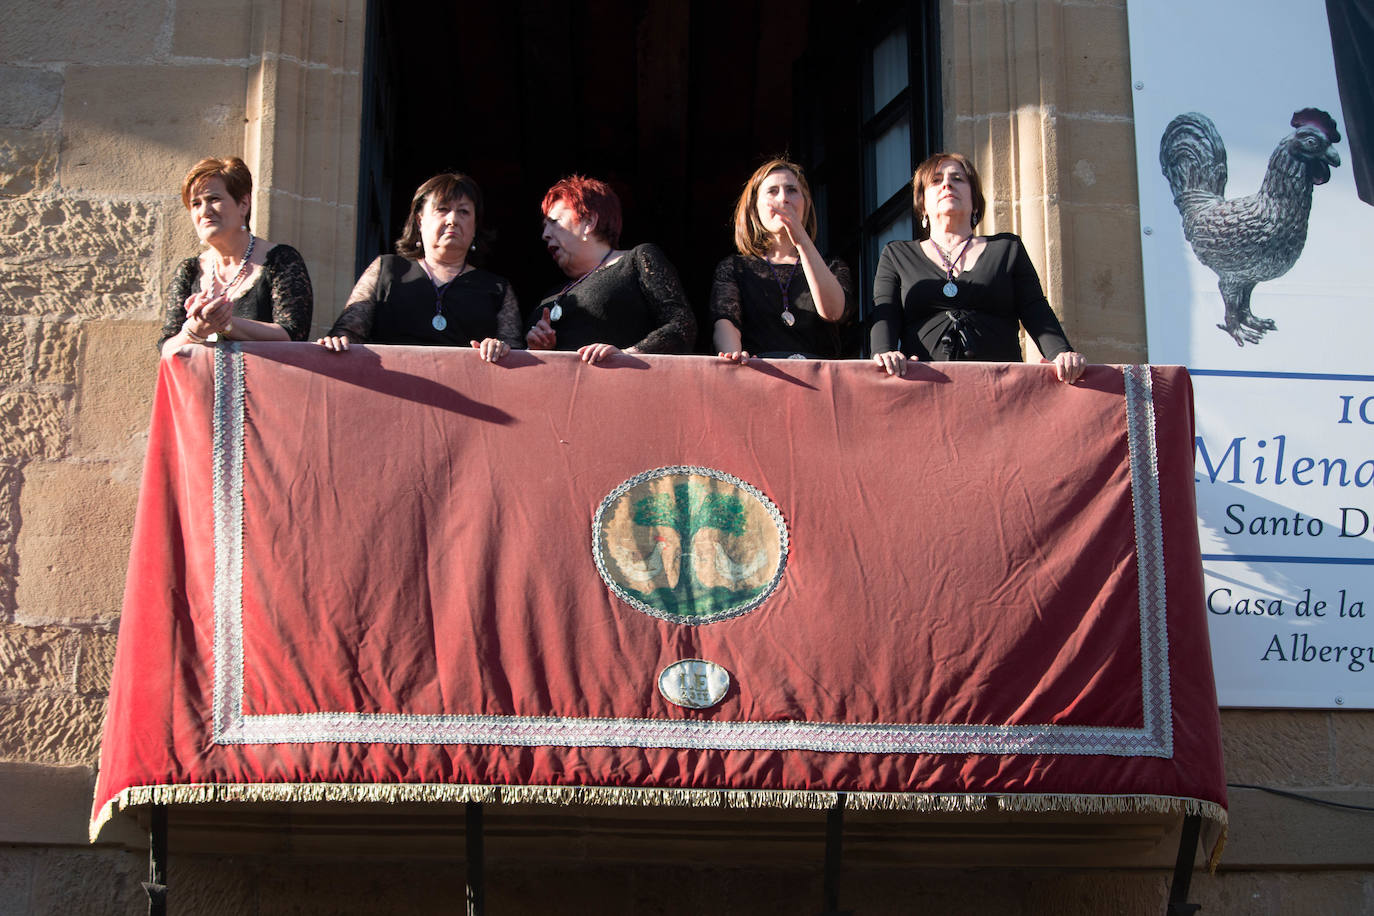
[549,303,564,322]
[781,309,796,327]
[593,466,789,625]
[942,281,959,298]
[432,314,448,331]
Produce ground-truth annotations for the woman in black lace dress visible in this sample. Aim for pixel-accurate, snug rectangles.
[317,173,521,362]
[526,175,695,364]
[711,158,853,362]
[158,157,313,355]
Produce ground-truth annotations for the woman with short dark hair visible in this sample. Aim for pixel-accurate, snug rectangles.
[159,156,313,355]
[317,172,520,361]
[870,152,1086,383]
[526,175,695,364]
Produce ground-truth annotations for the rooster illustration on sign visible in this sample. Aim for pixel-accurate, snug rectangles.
[1159,108,1342,346]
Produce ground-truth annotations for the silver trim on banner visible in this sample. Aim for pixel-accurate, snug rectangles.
[211,359,1172,757]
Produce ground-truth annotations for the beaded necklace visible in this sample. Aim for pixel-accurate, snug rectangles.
[209,235,256,297]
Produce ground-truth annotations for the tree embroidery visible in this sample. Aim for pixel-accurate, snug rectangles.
[597,471,786,624]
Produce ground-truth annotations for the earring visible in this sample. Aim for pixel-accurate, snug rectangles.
[470,242,476,252]
[921,214,928,230]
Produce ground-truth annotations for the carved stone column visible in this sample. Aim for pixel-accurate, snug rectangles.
[942,0,1146,362]
[244,0,367,332]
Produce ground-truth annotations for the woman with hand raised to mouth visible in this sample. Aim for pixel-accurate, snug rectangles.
[711,157,854,363]
[526,175,695,365]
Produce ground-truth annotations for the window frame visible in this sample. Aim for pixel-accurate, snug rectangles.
[856,1,942,340]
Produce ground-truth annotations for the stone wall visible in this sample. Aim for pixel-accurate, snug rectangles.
[944,0,1146,363]
[0,0,365,906]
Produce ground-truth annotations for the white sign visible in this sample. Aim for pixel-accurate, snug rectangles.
[1127,0,1374,707]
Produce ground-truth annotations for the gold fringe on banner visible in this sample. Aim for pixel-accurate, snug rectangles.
[91,783,1228,865]
[91,783,498,841]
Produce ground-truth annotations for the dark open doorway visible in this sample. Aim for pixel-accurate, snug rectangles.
[356,1,937,353]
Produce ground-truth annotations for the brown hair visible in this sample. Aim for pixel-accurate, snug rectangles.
[181,156,254,229]
[541,175,623,248]
[732,159,819,257]
[912,152,985,237]
[395,172,485,260]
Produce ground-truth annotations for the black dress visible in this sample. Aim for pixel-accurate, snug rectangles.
[709,255,855,359]
[327,255,522,348]
[534,244,696,353]
[158,244,314,347]
[869,234,1073,361]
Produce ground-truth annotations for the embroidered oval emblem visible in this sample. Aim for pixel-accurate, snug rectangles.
[593,466,789,624]
[658,658,731,709]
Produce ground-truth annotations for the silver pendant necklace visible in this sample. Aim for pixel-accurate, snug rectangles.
[764,259,799,327]
[930,235,974,298]
[551,247,614,322]
[420,259,466,331]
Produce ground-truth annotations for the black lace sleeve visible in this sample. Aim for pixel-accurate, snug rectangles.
[496,282,524,349]
[828,257,857,324]
[263,244,314,341]
[157,258,201,349]
[708,256,742,327]
[629,244,696,353]
[326,257,385,343]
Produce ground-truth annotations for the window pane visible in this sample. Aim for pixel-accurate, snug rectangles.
[868,26,908,117]
[864,210,914,323]
[871,113,911,208]
[874,210,913,253]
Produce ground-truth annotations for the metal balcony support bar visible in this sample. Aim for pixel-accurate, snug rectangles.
[821,792,852,916]
[1166,813,1203,915]
[466,801,486,916]
[144,804,167,916]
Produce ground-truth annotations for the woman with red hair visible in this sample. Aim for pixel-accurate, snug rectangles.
[527,175,695,364]
[159,156,313,354]
[711,158,853,361]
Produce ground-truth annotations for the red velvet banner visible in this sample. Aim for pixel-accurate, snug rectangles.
[92,345,1225,845]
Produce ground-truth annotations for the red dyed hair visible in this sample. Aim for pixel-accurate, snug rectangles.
[541,175,623,247]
